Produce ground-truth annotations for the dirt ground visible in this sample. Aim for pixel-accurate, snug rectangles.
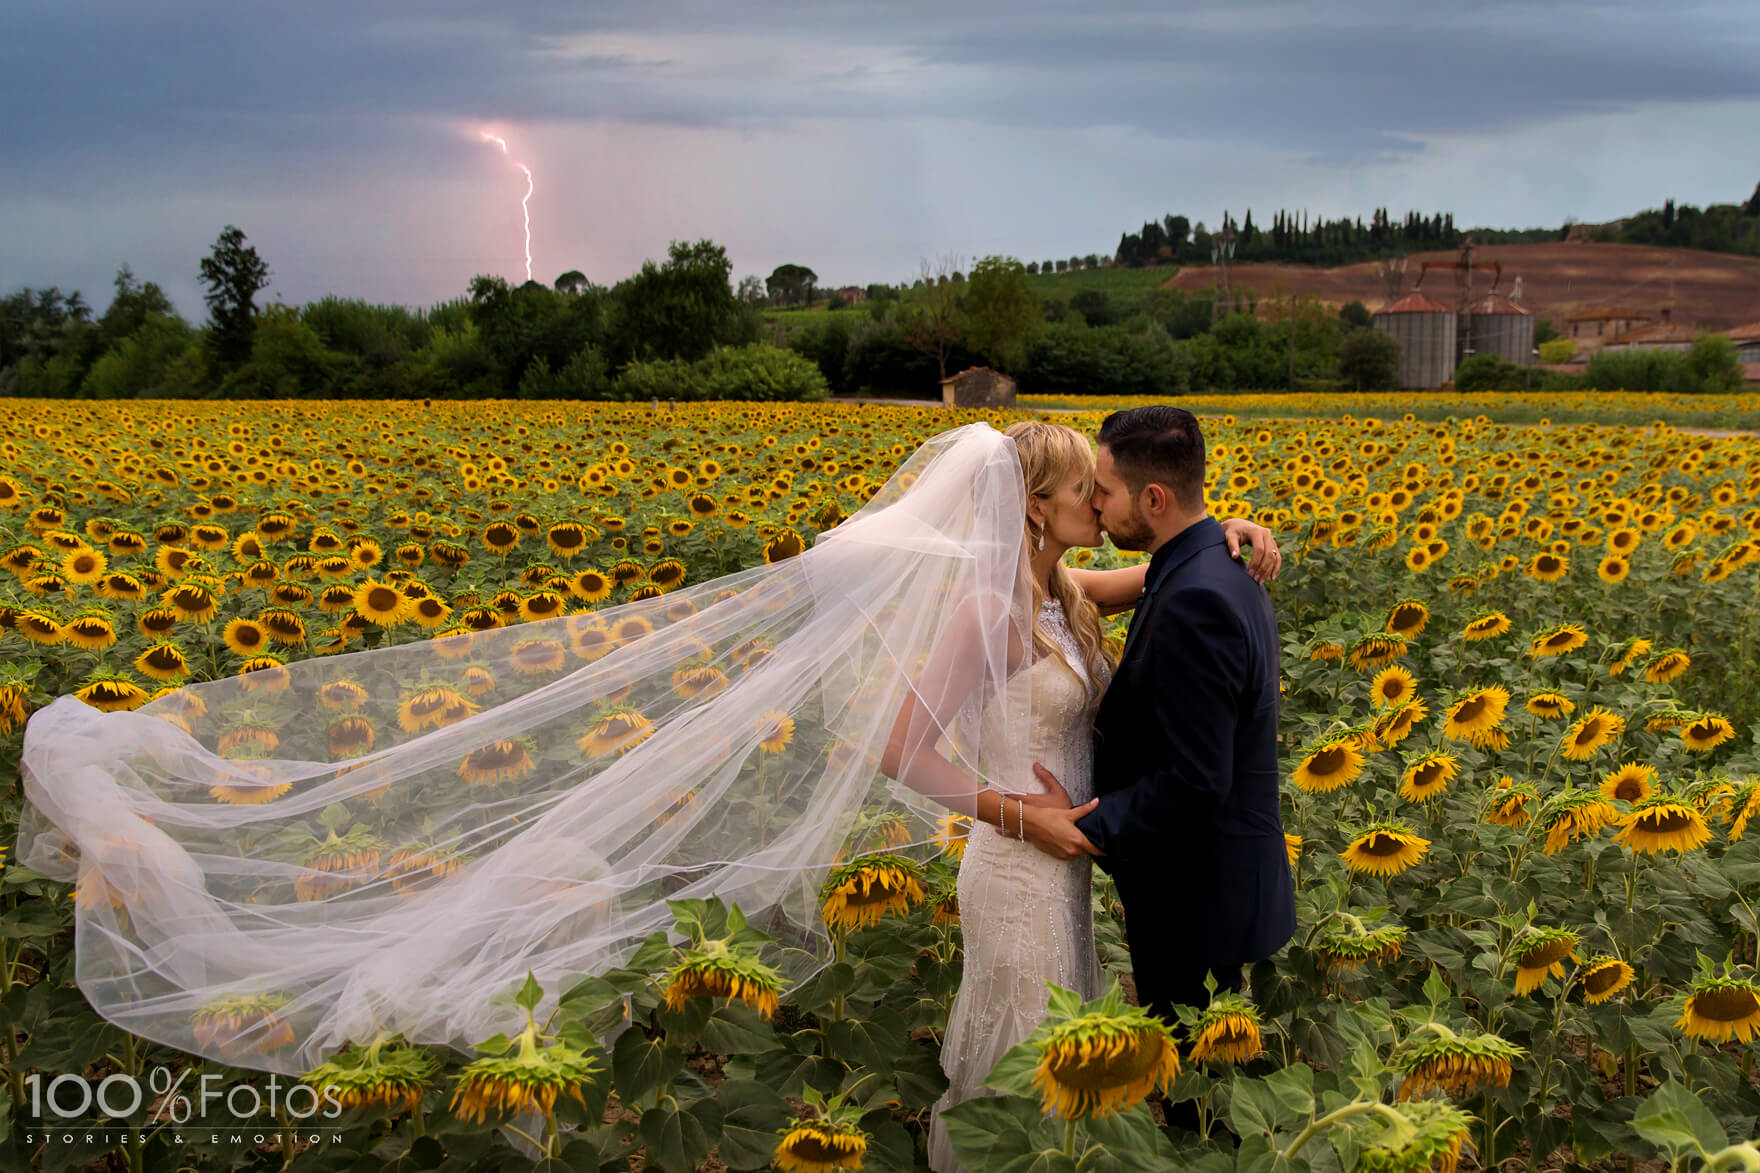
[1160,241,1760,333]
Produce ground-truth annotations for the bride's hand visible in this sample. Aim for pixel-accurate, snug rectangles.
[1220,516,1283,584]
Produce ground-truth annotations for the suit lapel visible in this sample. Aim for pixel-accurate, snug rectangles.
[1098,518,1229,725]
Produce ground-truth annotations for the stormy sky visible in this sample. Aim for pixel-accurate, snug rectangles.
[3,0,1757,317]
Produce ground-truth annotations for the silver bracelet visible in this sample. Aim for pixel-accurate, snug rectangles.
[1015,797,1026,841]
[994,790,1006,834]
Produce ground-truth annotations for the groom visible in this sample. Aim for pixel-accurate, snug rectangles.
[1021,405,1294,1029]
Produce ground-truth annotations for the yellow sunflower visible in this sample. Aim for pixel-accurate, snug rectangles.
[1560,706,1625,761]
[1340,823,1430,876]
[1614,799,1712,855]
[1370,664,1417,709]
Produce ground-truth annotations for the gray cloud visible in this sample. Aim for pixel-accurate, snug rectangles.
[3,0,1756,312]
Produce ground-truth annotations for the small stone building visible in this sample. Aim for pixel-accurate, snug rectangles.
[1729,321,1760,364]
[939,366,1017,409]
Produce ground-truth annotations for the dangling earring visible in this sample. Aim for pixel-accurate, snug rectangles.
[1034,525,1045,552]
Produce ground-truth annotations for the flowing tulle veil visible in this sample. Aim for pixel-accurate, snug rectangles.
[15,420,1037,1076]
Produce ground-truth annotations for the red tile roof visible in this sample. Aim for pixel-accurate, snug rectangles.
[1467,294,1530,316]
[1566,307,1653,322]
[1377,292,1453,315]
[1728,321,1760,343]
[1607,323,1698,346]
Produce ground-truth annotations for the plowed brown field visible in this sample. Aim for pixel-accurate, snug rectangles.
[1160,242,1760,332]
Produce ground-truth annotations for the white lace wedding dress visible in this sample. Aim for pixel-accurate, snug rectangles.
[926,596,1110,1173]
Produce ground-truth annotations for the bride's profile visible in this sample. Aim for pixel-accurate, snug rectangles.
[14,417,1275,1156]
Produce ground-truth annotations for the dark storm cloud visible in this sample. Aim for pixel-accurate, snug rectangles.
[5,0,1755,171]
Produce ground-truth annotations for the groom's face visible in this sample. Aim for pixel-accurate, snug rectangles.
[1092,444,1157,551]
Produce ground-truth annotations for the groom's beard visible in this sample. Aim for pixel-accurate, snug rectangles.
[1103,507,1157,551]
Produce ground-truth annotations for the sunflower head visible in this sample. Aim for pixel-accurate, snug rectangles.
[662,935,784,1021]
[1680,712,1736,753]
[1528,622,1588,658]
[1676,961,1760,1045]
[1030,981,1181,1120]
[1340,821,1431,877]
[1538,789,1622,855]
[1614,798,1712,856]
[301,1034,439,1114]
[1372,698,1430,749]
[1348,1097,1477,1172]
[1292,732,1367,794]
[1399,750,1460,804]
[1578,956,1637,1005]
[1187,991,1265,1065]
[819,853,927,933]
[1316,919,1407,975]
[1392,1022,1525,1101]
[1461,610,1512,642]
[1512,927,1580,996]
[1483,776,1537,827]
[774,1089,869,1172]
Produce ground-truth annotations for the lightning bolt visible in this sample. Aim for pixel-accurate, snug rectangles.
[481,132,534,282]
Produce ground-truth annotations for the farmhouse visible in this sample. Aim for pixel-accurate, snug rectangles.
[834,286,868,304]
[938,366,1016,409]
[1566,306,1652,342]
[1730,321,1760,364]
[1600,320,1698,354]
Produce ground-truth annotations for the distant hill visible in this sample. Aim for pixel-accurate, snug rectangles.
[1158,242,1760,333]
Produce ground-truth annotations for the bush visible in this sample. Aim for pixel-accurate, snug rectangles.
[1016,322,1187,397]
[1538,338,1577,364]
[79,314,201,398]
[1452,353,1527,392]
[612,344,828,402]
[1579,338,1741,394]
[1337,328,1402,391]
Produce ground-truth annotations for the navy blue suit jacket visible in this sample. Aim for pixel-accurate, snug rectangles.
[1075,515,1295,967]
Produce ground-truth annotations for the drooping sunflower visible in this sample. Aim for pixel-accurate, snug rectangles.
[757,710,796,754]
[1441,685,1509,747]
[1340,822,1430,877]
[301,1035,439,1115]
[1392,1022,1524,1101]
[671,665,730,700]
[1316,919,1407,974]
[1677,973,1760,1044]
[1524,691,1575,719]
[1349,1098,1476,1173]
[1187,992,1264,1065]
[819,854,926,932]
[1030,986,1181,1119]
[1614,799,1712,855]
[1599,762,1655,803]
[663,943,784,1020]
[1528,622,1588,658]
[1607,637,1654,677]
[1539,790,1621,855]
[458,739,537,785]
[1643,648,1691,683]
[1348,632,1408,672]
[1462,610,1512,642]
[1399,751,1460,803]
[1308,640,1346,662]
[449,1021,601,1124]
[775,1111,868,1173]
[191,992,299,1058]
[764,530,806,563]
[1560,706,1625,761]
[576,709,655,758]
[1512,927,1580,996]
[1292,735,1366,794]
[1385,599,1429,639]
[1370,664,1417,709]
[1680,713,1736,753]
[1372,698,1430,749]
[937,813,972,861]
[1578,956,1637,1005]
[1484,777,1538,827]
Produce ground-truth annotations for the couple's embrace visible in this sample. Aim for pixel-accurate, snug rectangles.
[887,408,1297,1170]
[13,404,1295,1155]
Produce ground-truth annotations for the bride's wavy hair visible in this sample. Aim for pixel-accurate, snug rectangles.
[1006,420,1117,698]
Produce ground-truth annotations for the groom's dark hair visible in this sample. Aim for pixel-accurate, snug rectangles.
[1097,406,1205,510]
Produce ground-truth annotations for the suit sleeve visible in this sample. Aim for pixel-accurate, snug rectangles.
[1076,585,1248,864]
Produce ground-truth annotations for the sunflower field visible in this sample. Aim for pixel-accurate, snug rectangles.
[3,396,1760,1172]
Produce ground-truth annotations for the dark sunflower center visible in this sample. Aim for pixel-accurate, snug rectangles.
[1047,1033,1165,1090]
[1519,940,1574,969]
[1688,721,1720,741]
[1360,833,1407,857]
[1638,808,1695,833]
[1454,698,1487,723]
[1693,987,1760,1022]
[1413,763,1445,788]
[1583,965,1627,995]
[1310,747,1347,776]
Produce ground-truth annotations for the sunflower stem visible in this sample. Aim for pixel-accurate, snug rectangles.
[1281,1099,1406,1159]
[1062,1116,1078,1159]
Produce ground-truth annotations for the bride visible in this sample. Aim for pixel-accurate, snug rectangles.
[13,417,1274,1146]
[887,422,1275,1172]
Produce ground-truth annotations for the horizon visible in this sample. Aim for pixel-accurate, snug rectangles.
[4,2,1758,319]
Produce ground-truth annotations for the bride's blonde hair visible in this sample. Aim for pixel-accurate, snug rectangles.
[1005,420,1116,699]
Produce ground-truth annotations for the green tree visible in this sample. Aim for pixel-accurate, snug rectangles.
[962,256,1040,369]
[554,270,588,294]
[1338,300,1373,330]
[1538,338,1576,364]
[900,255,965,381]
[766,264,818,307]
[1337,328,1402,391]
[100,265,179,348]
[1533,316,1559,345]
[611,240,750,366]
[1686,332,1743,393]
[199,225,271,370]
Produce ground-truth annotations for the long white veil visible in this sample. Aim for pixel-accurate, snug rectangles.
[15,421,1036,1075]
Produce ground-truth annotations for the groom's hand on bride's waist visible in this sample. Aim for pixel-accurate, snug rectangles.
[993,763,1102,860]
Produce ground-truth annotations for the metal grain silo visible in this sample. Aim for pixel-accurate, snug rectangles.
[1465,294,1534,366]
[1373,292,1457,389]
